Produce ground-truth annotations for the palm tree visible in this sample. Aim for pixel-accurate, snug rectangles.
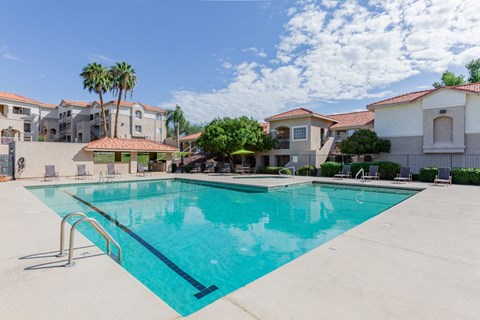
[166,105,186,149]
[110,62,137,138]
[80,62,111,137]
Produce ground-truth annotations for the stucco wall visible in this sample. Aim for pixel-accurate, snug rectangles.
[422,89,466,109]
[374,102,423,137]
[465,95,480,134]
[12,141,92,179]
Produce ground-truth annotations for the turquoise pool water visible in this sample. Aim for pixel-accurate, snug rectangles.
[28,179,415,316]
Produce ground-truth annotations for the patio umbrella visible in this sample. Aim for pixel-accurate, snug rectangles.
[231,149,255,165]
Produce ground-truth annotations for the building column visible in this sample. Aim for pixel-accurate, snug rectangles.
[130,152,138,174]
[166,153,173,173]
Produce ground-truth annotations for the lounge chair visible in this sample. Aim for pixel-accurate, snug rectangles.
[190,163,202,173]
[362,165,379,181]
[204,163,215,173]
[235,164,245,174]
[434,167,452,186]
[334,165,351,180]
[242,164,254,174]
[394,166,412,183]
[137,163,151,177]
[44,165,59,181]
[107,163,122,178]
[76,164,92,180]
[220,163,231,174]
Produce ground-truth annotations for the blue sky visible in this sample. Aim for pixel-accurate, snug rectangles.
[1,0,479,123]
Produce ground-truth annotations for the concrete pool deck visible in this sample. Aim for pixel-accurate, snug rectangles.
[1,174,479,319]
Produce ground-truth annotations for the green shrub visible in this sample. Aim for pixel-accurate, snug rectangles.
[350,161,400,180]
[257,166,291,175]
[419,167,438,182]
[183,164,193,173]
[320,162,342,177]
[296,165,317,176]
[452,168,480,185]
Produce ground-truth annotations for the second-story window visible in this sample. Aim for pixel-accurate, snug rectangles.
[156,113,163,120]
[135,125,142,133]
[135,110,142,119]
[67,110,71,117]
[24,123,31,133]
[292,126,307,141]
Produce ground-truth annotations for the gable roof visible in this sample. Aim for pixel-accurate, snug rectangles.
[0,92,44,106]
[327,110,374,129]
[84,137,178,152]
[61,100,91,108]
[179,132,202,142]
[368,82,480,109]
[266,108,337,122]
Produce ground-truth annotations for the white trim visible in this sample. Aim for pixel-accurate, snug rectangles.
[291,126,308,141]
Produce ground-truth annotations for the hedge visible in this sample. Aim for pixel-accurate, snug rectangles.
[452,168,480,185]
[419,167,437,183]
[350,161,401,180]
[296,165,317,176]
[320,162,342,177]
[257,166,291,175]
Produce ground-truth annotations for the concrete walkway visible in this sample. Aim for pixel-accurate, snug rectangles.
[1,174,479,319]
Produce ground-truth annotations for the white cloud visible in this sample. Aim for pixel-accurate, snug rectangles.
[1,45,24,62]
[168,0,480,123]
[87,52,115,63]
[243,47,268,58]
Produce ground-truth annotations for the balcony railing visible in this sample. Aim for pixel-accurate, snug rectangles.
[274,139,290,149]
[1,136,18,145]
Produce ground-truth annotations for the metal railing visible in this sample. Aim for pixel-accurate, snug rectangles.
[355,168,364,180]
[279,166,295,178]
[57,212,122,268]
[0,136,17,145]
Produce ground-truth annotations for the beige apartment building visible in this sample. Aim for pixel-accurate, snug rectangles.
[0,92,167,151]
[255,108,375,168]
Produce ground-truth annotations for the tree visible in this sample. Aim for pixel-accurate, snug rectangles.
[466,58,480,83]
[166,105,186,149]
[339,129,391,159]
[183,121,204,135]
[110,62,137,138]
[432,71,465,88]
[80,62,111,136]
[197,116,274,165]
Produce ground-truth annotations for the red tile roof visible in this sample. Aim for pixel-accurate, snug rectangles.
[41,103,57,109]
[327,111,374,129]
[62,100,91,108]
[85,137,178,152]
[105,100,165,113]
[266,108,337,122]
[367,90,434,108]
[179,132,202,142]
[0,92,44,105]
[368,82,480,108]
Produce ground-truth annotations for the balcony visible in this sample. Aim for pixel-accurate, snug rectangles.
[274,138,290,149]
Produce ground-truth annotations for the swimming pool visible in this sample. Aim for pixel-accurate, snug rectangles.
[28,179,416,316]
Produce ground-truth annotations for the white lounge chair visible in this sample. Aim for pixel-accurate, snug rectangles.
[394,166,412,183]
[363,165,379,181]
[434,167,452,186]
[334,165,351,180]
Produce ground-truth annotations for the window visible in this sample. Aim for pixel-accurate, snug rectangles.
[90,114,94,121]
[135,110,142,119]
[24,123,31,133]
[105,110,109,116]
[156,113,163,120]
[66,110,71,117]
[292,126,307,141]
[156,128,162,135]
[135,125,142,133]
[59,113,63,119]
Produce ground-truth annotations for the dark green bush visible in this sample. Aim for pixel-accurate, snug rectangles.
[452,168,480,185]
[257,166,291,175]
[419,167,438,182]
[183,164,193,173]
[296,165,317,176]
[350,161,400,180]
[320,162,342,177]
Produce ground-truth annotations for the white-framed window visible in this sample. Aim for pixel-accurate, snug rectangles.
[135,110,142,119]
[135,125,142,133]
[292,126,307,141]
[156,113,163,120]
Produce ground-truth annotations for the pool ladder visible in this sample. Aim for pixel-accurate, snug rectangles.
[56,212,122,268]
[279,166,295,178]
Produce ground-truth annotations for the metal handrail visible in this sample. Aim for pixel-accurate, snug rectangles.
[64,217,122,268]
[279,166,295,178]
[355,168,364,180]
[57,212,88,257]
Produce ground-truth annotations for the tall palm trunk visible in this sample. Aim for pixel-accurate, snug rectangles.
[98,89,107,137]
[175,123,180,149]
[114,87,123,138]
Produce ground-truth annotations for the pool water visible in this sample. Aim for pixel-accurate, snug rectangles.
[28,179,416,316]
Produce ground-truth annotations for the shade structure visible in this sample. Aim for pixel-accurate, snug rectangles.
[231,149,255,155]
